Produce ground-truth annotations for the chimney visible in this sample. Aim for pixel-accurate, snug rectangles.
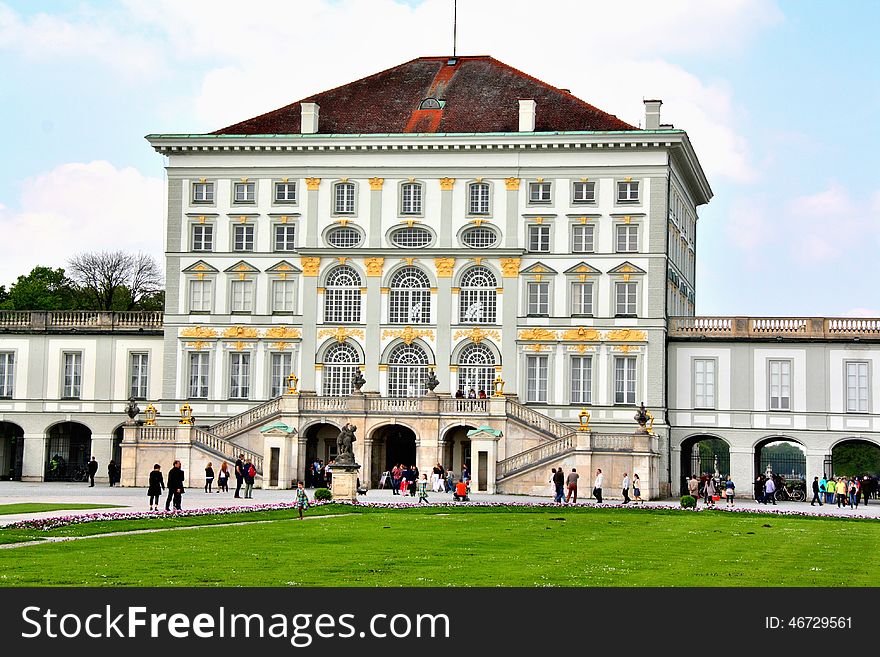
[301,102,320,134]
[643,99,662,130]
[518,99,536,132]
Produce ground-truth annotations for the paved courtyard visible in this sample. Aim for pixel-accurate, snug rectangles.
[1,481,879,524]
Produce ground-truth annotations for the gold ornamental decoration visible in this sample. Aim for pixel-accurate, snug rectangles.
[223,326,259,339]
[504,177,520,191]
[561,327,602,342]
[273,342,290,351]
[382,326,434,345]
[305,177,321,190]
[499,258,521,278]
[263,327,301,340]
[368,177,384,190]
[605,329,647,342]
[434,257,455,278]
[186,341,208,351]
[439,177,455,191]
[318,327,365,344]
[301,257,321,277]
[364,257,385,277]
[526,344,549,352]
[180,326,217,339]
[453,328,500,345]
[613,345,638,353]
[518,328,558,341]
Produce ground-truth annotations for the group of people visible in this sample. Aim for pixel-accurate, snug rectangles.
[145,453,258,511]
[454,388,487,399]
[550,467,643,505]
[307,459,334,488]
[687,474,736,507]
[811,474,872,509]
[385,462,472,502]
[85,456,120,487]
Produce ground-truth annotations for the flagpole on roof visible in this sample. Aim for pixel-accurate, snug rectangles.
[453,0,457,57]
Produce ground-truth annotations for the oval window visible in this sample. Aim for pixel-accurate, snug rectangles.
[461,226,499,248]
[390,227,433,248]
[326,227,363,248]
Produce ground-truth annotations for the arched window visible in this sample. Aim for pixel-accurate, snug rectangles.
[323,342,362,397]
[387,343,429,398]
[389,267,431,324]
[324,266,361,323]
[459,266,497,324]
[457,343,496,396]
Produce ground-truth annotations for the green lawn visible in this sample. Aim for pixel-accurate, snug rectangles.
[1,505,876,587]
[0,503,120,516]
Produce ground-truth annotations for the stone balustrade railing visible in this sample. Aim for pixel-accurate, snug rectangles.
[136,426,178,441]
[497,433,576,479]
[669,316,880,340]
[210,397,282,438]
[439,398,489,414]
[299,396,351,413]
[505,398,574,439]
[193,427,263,473]
[591,434,634,451]
[0,310,164,331]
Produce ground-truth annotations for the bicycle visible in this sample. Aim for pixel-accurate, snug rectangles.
[70,465,90,483]
[775,485,806,502]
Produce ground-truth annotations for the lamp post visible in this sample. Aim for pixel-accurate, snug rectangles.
[178,402,194,425]
[286,373,299,395]
[144,404,158,426]
[492,375,505,397]
[578,409,591,432]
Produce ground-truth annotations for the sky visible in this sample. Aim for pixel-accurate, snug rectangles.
[0,0,877,316]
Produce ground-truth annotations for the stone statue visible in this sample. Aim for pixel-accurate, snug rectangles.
[336,422,358,465]
[351,370,366,393]
[125,396,140,424]
[634,402,649,434]
[425,369,440,392]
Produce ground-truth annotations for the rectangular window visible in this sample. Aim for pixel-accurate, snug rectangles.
[272,279,295,313]
[274,181,297,203]
[192,224,213,252]
[0,352,14,398]
[270,352,293,397]
[615,281,637,316]
[233,224,254,251]
[189,352,209,399]
[615,224,639,252]
[528,181,552,203]
[769,360,791,411]
[233,181,256,202]
[62,352,82,399]
[614,356,637,404]
[469,183,490,214]
[129,353,149,399]
[694,359,716,409]
[570,356,592,404]
[617,180,640,203]
[230,280,254,313]
[192,181,214,203]
[526,355,548,402]
[527,224,550,252]
[846,361,869,413]
[189,279,213,313]
[572,181,596,203]
[401,182,423,215]
[229,353,251,399]
[570,281,593,316]
[571,224,595,253]
[527,281,549,316]
[335,182,356,214]
[274,224,296,251]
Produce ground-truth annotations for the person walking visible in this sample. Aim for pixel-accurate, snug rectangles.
[622,472,631,504]
[552,467,565,504]
[107,460,119,487]
[835,477,847,509]
[566,468,580,504]
[234,454,245,498]
[826,477,837,505]
[87,456,98,487]
[763,475,776,505]
[811,476,823,506]
[593,468,604,504]
[147,463,164,511]
[848,477,859,509]
[417,473,429,504]
[704,476,716,507]
[632,473,642,504]
[204,462,215,493]
[724,476,735,506]
[688,475,700,504]
[165,460,185,511]
[294,481,310,520]
[217,462,229,492]
[243,458,255,499]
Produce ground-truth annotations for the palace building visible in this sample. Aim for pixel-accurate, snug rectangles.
[0,56,877,497]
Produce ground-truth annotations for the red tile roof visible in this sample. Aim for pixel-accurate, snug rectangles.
[213,56,637,135]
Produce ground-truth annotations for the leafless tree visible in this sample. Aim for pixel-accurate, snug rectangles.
[67,251,164,310]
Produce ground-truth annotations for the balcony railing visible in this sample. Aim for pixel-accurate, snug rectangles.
[439,398,489,414]
[669,316,880,340]
[0,310,164,332]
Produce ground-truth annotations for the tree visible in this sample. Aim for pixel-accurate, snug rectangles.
[67,251,164,311]
[0,266,80,310]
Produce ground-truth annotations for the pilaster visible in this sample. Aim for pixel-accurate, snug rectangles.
[300,257,320,390]
[305,178,321,247]
[439,177,454,248]
[435,258,454,392]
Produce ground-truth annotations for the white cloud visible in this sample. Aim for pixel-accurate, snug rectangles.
[0,161,164,286]
[844,308,880,318]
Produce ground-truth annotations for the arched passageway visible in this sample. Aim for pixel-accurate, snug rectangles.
[0,421,24,480]
[755,437,806,481]
[441,425,475,482]
[303,422,339,487]
[370,425,417,487]
[45,422,92,481]
[679,435,730,495]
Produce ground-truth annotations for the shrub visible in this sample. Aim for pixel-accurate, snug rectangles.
[314,488,332,501]
[680,495,697,509]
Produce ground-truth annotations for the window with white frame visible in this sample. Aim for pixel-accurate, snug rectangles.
[617,180,640,203]
[270,352,293,398]
[694,359,716,409]
[401,182,423,215]
[615,224,639,252]
[615,281,637,316]
[229,352,251,399]
[233,224,254,251]
[459,266,497,324]
[570,355,592,404]
[189,279,213,313]
[389,267,431,324]
[457,343,496,396]
[769,360,791,411]
[528,224,550,252]
[324,266,361,323]
[323,342,361,397]
[526,354,548,402]
[334,182,356,214]
[527,281,549,316]
[233,181,256,203]
[386,343,429,398]
[846,361,869,413]
[614,356,637,404]
[326,227,363,248]
[468,182,490,214]
[274,181,297,203]
[571,281,593,316]
[390,227,433,248]
[129,353,149,399]
[192,181,214,203]
[274,224,296,251]
[192,224,213,252]
[189,352,209,398]
[571,224,594,253]
[230,279,254,313]
[62,352,82,399]
[572,181,596,203]
[529,181,552,203]
[0,353,13,398]
[272,279,295,313]
[461,226,499,248]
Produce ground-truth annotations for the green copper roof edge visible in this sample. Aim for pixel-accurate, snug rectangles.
[145,129,684,140]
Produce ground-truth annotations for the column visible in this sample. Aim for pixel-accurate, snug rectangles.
[299,257,320,391]
[90,433,114,485]
[504,177,520,248]
[368,177,383,248]
[364,257,384,389]
[435,257,455,393]
[438,177,455,248]
[21,433,46,482]
[500,258,520,389]
[729,446,753,497]
[304,178,321,248]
